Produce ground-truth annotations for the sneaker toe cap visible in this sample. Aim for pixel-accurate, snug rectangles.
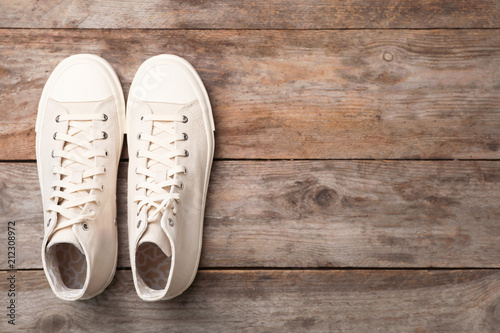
[50,62,115,102]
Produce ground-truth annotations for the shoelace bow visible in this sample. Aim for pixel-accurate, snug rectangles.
[48,113,107,231]
[134,114,188,223]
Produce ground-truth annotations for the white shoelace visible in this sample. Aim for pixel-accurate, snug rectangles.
[48,113,107,231]
[134,114,188,223]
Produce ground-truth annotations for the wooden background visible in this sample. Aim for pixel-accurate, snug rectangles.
[1,0,500,332]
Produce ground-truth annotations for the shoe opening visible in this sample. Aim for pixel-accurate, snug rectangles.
[136,242,172,290]
[46,243,87,293]
[55,243,87,289]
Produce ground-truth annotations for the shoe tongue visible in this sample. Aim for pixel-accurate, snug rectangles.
[145,101,185,114]
[58,101,102,114]
[47,227,83,253]
[55,101,104,222]
[138,217,172,257]
[143,102,186,221]
[137,101,186,253]
[144,102,184,166]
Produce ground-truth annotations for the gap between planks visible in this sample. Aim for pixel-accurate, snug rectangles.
[4,267,500,273]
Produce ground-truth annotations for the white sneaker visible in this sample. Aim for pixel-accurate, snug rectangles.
[127,55,215,301]
[36,54,125,300]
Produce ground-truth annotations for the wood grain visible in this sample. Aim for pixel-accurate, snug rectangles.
[1,160,499,270]
[0,0,499,29]
[1,29,500,160]
[1,269,500,332]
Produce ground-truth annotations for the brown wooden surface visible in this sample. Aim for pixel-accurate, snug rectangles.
[1,0,499,29]
[1,160,499,270]
[1,1,499,331]
[1,29,500,160]
[1,269,500,332]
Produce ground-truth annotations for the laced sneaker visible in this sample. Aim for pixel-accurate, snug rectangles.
[36,54,125,300]
[127,55,215,301]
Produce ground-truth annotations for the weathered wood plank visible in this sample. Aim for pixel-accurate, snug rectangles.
[1,160,499,270]
[1,269,500,331]
[1,29,500,160]
[1,0,499,29]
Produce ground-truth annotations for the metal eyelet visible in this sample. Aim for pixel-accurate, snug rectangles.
[137,133,142,140]
[140,115,145,122]
[47,218,51,227]
[183,133,188,141]
[55,115,60,123]
[82,223,89,231]
[184,150,189,157]
[103,114,108,121]
[137,220,142,228]
[53,132,57,140]
[102,131,108,139]
[182,115,188,123]
[168,218,174,227]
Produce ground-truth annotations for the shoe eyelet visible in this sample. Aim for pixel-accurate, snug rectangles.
[135,168,138,174]
[55,115,60,123]
[102,131,108,139]
[135,184,139,191]
[82,223,89,231]
[168,218,174,227]
[96,201,101,206]
[140,115,145,122]
[104,150,108,157]
[184,150,189,157]
[179,183,184,190]
[53,132,57,140]
[137,220,142,228]
[182,115,188,123]
[47,218,51,227]
[51,150,55,158]
[103,114,108,121]
[103,167,106,173]
[183,133,188,141]
[184,168,188,175]
[136,151,140,158]
[101,185,104,191]
[137,133,142,140]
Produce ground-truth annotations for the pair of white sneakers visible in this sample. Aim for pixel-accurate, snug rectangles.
[36,54,215,301]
